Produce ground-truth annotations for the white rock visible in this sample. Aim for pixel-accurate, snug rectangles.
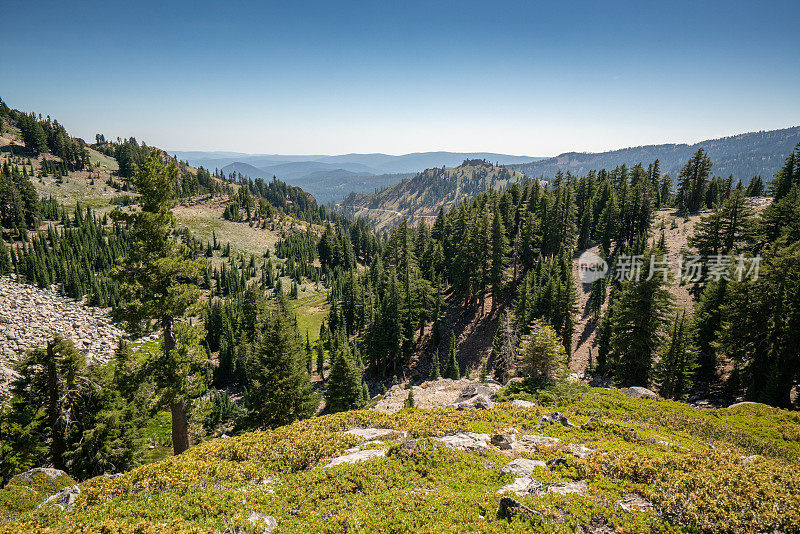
[344,428,408,442]
[514,434,561,453]
[497,477,543,497]
[434,432,491,452]
[325,448,386,467]
[502,458,547,476]
[247,512,278,533]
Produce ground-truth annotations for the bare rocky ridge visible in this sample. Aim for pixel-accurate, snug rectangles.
[0,276,145,393]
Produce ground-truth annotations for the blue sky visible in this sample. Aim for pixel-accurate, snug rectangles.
[2,0,798,155]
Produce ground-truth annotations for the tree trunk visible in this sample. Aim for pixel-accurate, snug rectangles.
[163,316,190,455]
[170,400,190,455]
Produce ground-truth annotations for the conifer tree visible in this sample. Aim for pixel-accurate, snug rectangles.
[245,294,318,427]
[520,319,568,383]
[0,237,10,275]
[111,152,208,454]
[362,380,370,404]
[316,340,325,380]
[653,310,698,400]
[676,148,712,213]
[490,208,509,308]
[429,349,441,380]
[445,332,460,379]
[609,250,674,387]
[325,338,364,413]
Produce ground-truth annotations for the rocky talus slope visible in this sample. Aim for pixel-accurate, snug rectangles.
[0,276,130,389]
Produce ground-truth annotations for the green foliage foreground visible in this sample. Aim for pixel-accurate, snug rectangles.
[1,388,799,533]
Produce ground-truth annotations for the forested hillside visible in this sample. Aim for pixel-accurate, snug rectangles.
[1,95,799,534]
[341,159,527,230]
[511,126,800,183]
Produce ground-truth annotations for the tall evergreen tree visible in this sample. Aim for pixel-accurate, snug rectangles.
[111,151,208,455]
[653,310,698,399]
[429,349,441,380]
[325,337,364,413]
[445,332,460,379]
[245,294,318,427]
[0,237,10,275]
[490,208,509,308]
[676,148,712,213]
[609,251,674,386]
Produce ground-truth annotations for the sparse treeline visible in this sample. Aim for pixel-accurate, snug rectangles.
[94,136,223,198]
[0,99,89,170]
[220,172,334,224]
[0,160,39,232]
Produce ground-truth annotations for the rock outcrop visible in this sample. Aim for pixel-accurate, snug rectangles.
[0,276,155,395]
[624,387,658,400]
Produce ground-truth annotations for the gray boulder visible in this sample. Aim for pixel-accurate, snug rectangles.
[11,467,69,485]
[344,427,408,442]
[435,432,491,452]
[455,382,501,403]
[568,444,596,459]
[497,477,544,497]
[40,485,81,510]
[454,393,494,410]
[502,458,547,477]
[490,433,515,450]
[510,399,535,408]
[617,493,654,512]
[247,512,278,533]
[514,434,561,453]
[539,412,577,428]
[624,387,658,399]
[547,480,588,496]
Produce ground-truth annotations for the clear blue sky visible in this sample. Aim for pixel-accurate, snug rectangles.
[2,0,798,156]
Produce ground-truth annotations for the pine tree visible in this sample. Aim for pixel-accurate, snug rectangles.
[0,237,10,275]
[653,310,698,400]
[429,349,441,380]
[492,310,518,383]
[520,320,568,383]
[110,152,208,455]
[245,294,318,427]
[405,387,415,408]
[445,332,460,379]
[490,208,509,308]
[676,148,712,213]
[362,380,370,404]
[609,250,674,387]
[325,338,364,413]
[316,340,325,380]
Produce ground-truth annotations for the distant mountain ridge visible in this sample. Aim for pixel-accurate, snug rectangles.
[173,151,543,204]
[342,159,526,230]
[173,150,543,175]
[510,126,800,181]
